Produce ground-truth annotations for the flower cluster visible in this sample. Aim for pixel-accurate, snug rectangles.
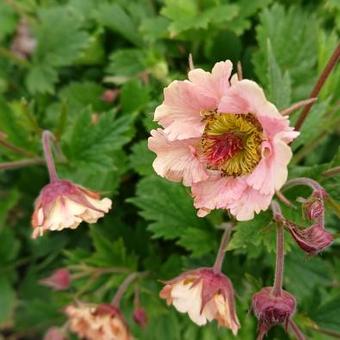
[149,60,299,220]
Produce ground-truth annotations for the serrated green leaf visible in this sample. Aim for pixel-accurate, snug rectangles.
[129,140,154,176]
[121,80,150,113]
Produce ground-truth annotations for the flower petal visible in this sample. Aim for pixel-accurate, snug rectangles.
[149,129,208,186]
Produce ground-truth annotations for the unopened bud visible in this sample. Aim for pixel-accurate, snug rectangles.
[252,287,296,338]
[101,89,119,103]
[39,268,71,291]
[133,307,148,328]
[302,189,326,221]
[286,222,333,255]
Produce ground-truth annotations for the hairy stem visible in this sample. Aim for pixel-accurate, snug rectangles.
[284,177,323,192]
[289,320,306,340]
[111,272,139,307]
[42,130,59,182]
[280,97,317,116]
[295,43,340,131]
[213,222,233,272]
[0,158,44,170]
[271,201,285,297]
[322,166,340,177]
[237,61,243,80]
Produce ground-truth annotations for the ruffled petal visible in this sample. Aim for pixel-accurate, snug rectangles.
[192,176,246,217]
[227,186,273,221]
[148,129,208,186]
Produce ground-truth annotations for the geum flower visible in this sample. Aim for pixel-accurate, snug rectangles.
[65,303,132,340]
[32,179,111,238]
[160,268,240,335]
[149,60,299,220]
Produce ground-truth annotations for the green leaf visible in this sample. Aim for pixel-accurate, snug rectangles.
[266,39,291,108]
[0,276,16,326]
[228,211,273,251]
[62,108,135,169]
[128,175,215,256]
[88,228,137,269]
[253,4,317,100]
[0,190,20,230]
[129,140,154,176]
[310,296,340,332]
[0,2,17,41]
[96,3,140,45]
[120,80,150,113]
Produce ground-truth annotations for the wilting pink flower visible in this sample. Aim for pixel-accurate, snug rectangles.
[65,303,132,340]
[43,327,65,340]
[31,180,112,238]
[133,307,148,328]
[252,287,296,339]
[285,222,333,255]
[160,268,240,335]
[39,268,71,291]
[149,61,299,220]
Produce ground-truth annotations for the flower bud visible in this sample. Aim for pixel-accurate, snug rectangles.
[285,222,333,255]
[302,189,326,221]
[39,268,71,291]
[32,179,112,238]
[252,287,296,338]
[65,303,132,340]
[101,89,119,103]
[160,267,240,335]
[133,307,148,328]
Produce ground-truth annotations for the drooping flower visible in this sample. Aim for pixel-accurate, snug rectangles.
[285,222,333,255]
[31,180,112,238]
[252,287,296,339]
[160,267,240,335]
[39,268,71,290]
[301,188,327,221]
[65,303,132,340]
[149,61,299,220]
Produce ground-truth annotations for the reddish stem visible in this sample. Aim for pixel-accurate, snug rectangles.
[42,130,59,183]
[213,223,233,272]
[271,201,285,297]
[289,320,306,340]
[111,272,139,308]
[295,44,340,131]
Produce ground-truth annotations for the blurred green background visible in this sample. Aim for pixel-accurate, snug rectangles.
[0,0,339,339]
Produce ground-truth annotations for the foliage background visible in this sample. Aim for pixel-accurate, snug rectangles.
[0,0,339,339]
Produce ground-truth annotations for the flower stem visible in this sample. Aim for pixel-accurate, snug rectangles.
[111,272,139,308]
[295,43,340,131]
[289,320,306,340]
[271,201,285,297]
[213,222,233,272]
[42,130,59,183]
[284,177,323,192]
[322,166,340,177]
[0,158,44,170]
[237,61,243,80]
[280,97,317,116]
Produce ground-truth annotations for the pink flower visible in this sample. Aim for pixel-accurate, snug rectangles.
[149,61,299,220]
[285,222,333,255]
[301,189,327,221]
[43,327,65,340]
[65,303,132,340]
[31,180,112,238]
[252,287,296,339]
[39,268,71,291]
[159,268,240,335]
[133,307,148,328]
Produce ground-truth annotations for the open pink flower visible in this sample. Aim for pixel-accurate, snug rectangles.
[65,303,132,340]
[31,180,112,238]
[160,268,240,335]
[149,61,299,220]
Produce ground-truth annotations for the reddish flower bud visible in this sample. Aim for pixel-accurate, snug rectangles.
[160,267,240,335]
[39,268,71,291]
[101,89,119,103]
[133,307,148,328]
[252,287,296,339]
[286,222,333,255]
[43,327,65,340]
[302,189,326,221]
